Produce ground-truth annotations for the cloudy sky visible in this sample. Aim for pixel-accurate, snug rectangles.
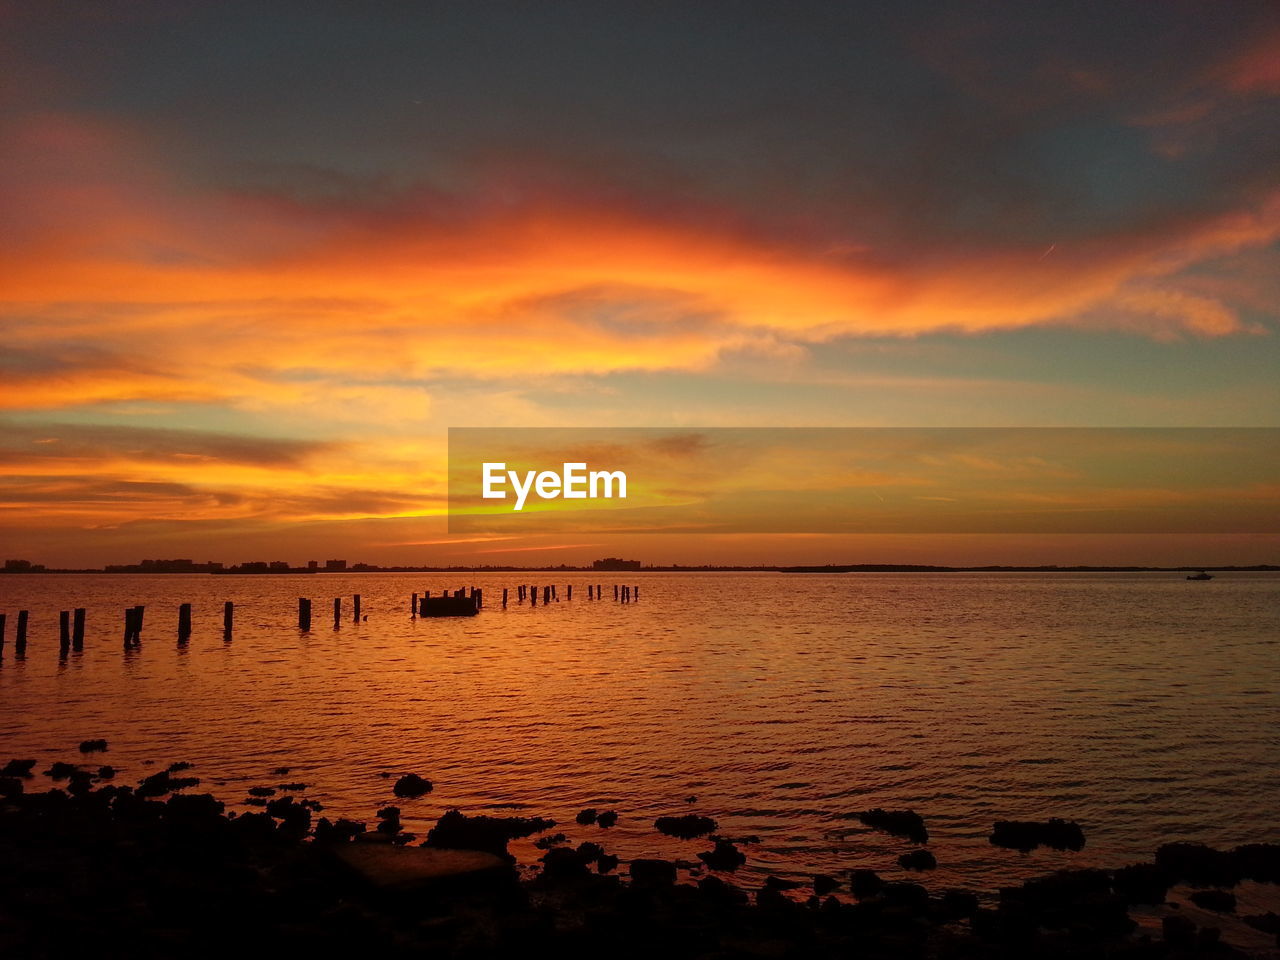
[2,1,1278,566]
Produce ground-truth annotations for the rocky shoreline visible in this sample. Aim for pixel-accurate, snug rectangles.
[2,754,1277,958]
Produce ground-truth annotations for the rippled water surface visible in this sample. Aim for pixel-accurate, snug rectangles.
[2,572,1277,893]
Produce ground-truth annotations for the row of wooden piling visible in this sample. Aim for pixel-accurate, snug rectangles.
[1,583,644,654]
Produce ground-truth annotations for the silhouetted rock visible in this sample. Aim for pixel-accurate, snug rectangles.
[898,850,937,871]
[1,759,36,777]
[167,761,193,772]
[697,839,745,871]
[45,761,79,780]
[1111,862,1170,904]
[392,774,432,798]
[0,777,22,799]
[425,809,555,858]
[78,739,108,753]
[272,766,290,775]
[654,814,717,839]
[247,786,276,797]
[857,808,928,844]
[989,818,1085,852]
[575,808,597,825]
[849,868,883,899]
[629,858,676,887]
[137,769,200,797]
[596,810,618,828]
[1242,912,1280,935]
[763,875,803,891]
[534,833,568,849]
[1234,842,1280,883]
[1189,889,1236,913]
[277,781,307,791]
[813,874,839,896]
[95,765,115,779]
[1155,842,1240,886]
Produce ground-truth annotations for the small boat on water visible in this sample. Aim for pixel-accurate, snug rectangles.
[1186,571,1214,581]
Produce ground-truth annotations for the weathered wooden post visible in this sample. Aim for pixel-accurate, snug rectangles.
[411,592,418,618]
[531,586,538,607]
[567,584,572,601]
[178,603,192,642]
[129,605,144,645]
[0,612,6,655]
[16,610,29,654]
[122,607,132,646]
[223,601,234,639]
[72,608,85,650]
[613,584,619,601]
[473,588,482,609]
[298,597,312,631]
[551,585,557,600]
[333,597,342,628]
[59,610,70,655]
[634,585,639,600]
[543,585,551,604]
[502,587,508,607]
[353,594,361,622]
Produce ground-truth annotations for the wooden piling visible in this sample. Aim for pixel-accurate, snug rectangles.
[543,585,551,604]
[634,585,639,600]
[613,584,619,601]
[298,597,312,631]
[567,584,572,601]
[531,586,538,607]
[333,597,342,628]
[59,610,70,653]
[16,610,29,654]
[353,594,361,622]
[473,588,482,609]
[0,612,6,655]
[73,608,85,650]
[223,601,234,639]
[502,587,508,607]
[551,585,557,600]
[411,592,418,618]
[178,603,192,642]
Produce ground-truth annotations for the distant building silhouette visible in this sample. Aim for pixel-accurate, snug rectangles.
[308,560,319,570]
[592,557,641,571]
[325,559,347,571]
[3,559,45,572]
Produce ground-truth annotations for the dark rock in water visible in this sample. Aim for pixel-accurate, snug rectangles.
[1189,889,1236,913]
[654,813,717,839]
[540,845,590,881]
[698,874,749,905]
[849,868,883,899]
[1,759,36,777]
[1155,842,1240,887]
[313,816,366,843]
[763,875,804,891]
[882,881,931,912]
[857,808,928,844]
[137,770,200,797]
[377,805,401,819]
[272,766,290,775]
[375,806,402,835]
[45,762,80,780]
[425,809,555,858]
[392,774,432,798]
[1111,862,1170,904]
[95,766,115,780]
[1162,913,1197,946]
[167,761,193,772]
[629,858,676,887]
[898,849,937,871]
[575,808,597,825]
[812,874,839,896]
[78,739,108,754]
[697,839,745,871]
[534,833,568,849]
[247,786,276,798]
[1234,842,1280,883]
[596,810,618,828]
[277,781,308,792]
[0,777,23,798]
[1242,912,1280,935]
[990,818,1085,852]
[597,852,619,874]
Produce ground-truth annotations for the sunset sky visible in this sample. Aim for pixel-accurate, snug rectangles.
[2,1,1278,567]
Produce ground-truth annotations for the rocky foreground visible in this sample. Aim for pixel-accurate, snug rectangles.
[1,758,1278,959]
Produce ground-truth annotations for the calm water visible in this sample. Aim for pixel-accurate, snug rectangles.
[2,572,1277,894]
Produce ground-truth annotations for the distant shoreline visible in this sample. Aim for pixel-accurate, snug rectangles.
[3,564,1276,575]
